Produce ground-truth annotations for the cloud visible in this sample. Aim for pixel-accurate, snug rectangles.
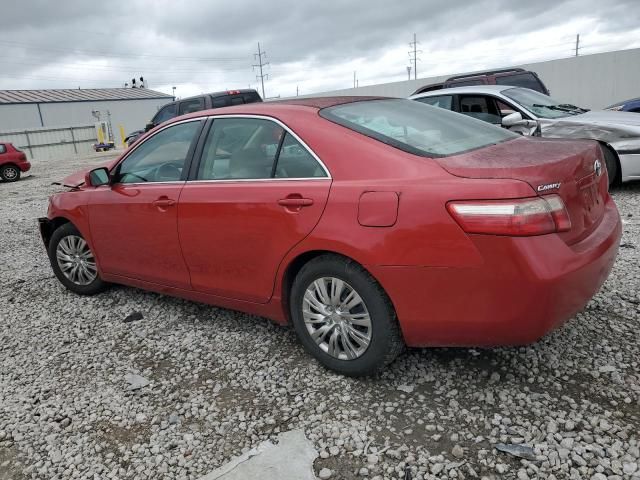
[0,0,638,98]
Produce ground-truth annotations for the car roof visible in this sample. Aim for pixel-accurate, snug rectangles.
[410,85,513,98]
[167,96,388,122]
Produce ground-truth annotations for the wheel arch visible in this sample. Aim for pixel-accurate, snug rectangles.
[40,216,72,249]
[279,249,396,324]
[598,141,622,185]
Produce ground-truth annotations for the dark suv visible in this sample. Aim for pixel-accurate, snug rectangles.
[127,89,263,146]
[146,89,262,131]
[413,68,550,95]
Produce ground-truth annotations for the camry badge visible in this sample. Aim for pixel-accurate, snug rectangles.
[537,182,561,192]
[594,159,602,177]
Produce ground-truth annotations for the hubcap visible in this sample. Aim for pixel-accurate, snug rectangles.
[302,277,372,360]
[56,235,97,286]
[4,167,18,179]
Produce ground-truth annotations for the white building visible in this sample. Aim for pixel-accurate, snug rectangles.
[306,48,640,110]
[0,88,173,135]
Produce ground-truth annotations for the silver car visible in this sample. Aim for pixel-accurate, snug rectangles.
[410,85,640,186]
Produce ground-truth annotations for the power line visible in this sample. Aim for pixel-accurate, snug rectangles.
[253,42,269,99]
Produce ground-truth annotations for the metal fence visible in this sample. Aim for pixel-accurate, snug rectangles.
[0,125,97,161]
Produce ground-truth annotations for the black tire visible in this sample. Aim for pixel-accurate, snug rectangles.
[0,164,21,182]
[290,254,404,376]
[48,223,108,295]
[601,145,618,188]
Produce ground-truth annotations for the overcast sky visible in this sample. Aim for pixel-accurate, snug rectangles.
[1,0,639,99]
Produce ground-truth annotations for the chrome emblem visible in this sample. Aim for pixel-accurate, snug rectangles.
[594,159,603,177]
[537,182,561,192]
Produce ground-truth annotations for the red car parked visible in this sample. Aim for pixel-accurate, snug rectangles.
[0,142,31,182]
[39,98,621,376]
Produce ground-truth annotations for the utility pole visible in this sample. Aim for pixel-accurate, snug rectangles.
[406,66,412,80]
[408,33,421,80]
[253,42,269,99]
[575,34,580,56]
[353,71,357,88]
[296,85,299,96]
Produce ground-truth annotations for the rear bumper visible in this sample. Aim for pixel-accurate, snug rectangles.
[369,197,622,347]
[18,161,31,172]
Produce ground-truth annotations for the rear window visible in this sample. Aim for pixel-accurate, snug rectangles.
[414,95,453,110]
[320,99,517,157]
[495,73,545,93]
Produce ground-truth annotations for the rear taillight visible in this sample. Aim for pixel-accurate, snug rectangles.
[447,195,571,236]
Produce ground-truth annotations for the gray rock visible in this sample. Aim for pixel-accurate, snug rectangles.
[495,443,536,460]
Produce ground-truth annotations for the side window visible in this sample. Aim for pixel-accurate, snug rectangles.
[0,144,6,154]
[211,96,229,108]
[179,98,205,115]
[447,79,484,87]
[495,73,544,93]
[458,96,501,124]
[115,121,201,184]
[197,118,284,180]
[153,104,177,124]
[243,92,262,104]
[414,95,453,110]
[275,133,327,178]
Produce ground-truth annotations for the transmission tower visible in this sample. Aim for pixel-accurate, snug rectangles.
[253,42,269,99]
[408,33,422,80]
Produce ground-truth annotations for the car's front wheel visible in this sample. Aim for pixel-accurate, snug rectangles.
[290,254,404,376]
[0,164,21,182]
[48,223,108,295]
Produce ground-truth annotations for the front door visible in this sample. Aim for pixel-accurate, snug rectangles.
[89,120,203,288]
[178,117,332,303]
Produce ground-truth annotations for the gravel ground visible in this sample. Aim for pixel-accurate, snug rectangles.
[1,153,639,480]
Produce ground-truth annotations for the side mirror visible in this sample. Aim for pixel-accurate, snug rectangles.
[85,167,110,187]
[145,122,155,132]
[502,112,524,127]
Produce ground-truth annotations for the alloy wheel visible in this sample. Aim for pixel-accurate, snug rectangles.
[302,277,372,360]
[3,166,19,180]
[56,235,98,286]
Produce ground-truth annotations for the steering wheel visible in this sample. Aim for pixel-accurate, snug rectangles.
[156,163,182,181]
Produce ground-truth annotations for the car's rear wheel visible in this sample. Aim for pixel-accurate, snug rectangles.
[48,223,108,295]
[601,145,618,188]
[290,254,404,376]
[0,164,21,182]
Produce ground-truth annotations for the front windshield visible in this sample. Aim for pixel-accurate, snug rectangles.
[320,99,517,157]
[502,87,586,119]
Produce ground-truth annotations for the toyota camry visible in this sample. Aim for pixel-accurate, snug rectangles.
[39,97,621,376]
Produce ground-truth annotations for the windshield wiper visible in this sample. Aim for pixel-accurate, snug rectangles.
[532,104,581,115]
[558,103,589,113]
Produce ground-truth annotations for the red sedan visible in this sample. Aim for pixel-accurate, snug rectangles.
[39,97,621,376]
[0,142,31,182]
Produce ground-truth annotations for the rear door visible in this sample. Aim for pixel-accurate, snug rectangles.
[178,116,331,303]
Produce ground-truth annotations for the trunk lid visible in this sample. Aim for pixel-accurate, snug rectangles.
[437,137,608,244]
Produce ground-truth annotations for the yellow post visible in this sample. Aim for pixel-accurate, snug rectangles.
[96,124,105,144]
[119,125,126,148]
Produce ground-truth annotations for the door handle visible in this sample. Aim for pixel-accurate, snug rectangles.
[152,197,176,208]
[278,197,314,207]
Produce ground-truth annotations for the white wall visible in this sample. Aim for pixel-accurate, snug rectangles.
[0,97,171,139]
[302,48,640,110]
[0,104,42,130]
